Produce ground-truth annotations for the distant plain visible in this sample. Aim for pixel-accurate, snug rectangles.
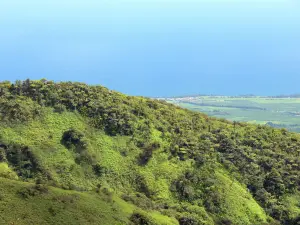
[165,96,300,132]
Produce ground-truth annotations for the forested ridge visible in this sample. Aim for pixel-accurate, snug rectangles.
[0,79,300,224]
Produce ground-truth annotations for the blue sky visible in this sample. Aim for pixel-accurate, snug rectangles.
[0,0,300,96]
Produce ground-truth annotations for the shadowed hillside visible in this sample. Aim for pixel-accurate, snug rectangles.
[0,79,300,224]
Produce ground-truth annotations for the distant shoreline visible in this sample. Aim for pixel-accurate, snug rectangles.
[154,94,300,99]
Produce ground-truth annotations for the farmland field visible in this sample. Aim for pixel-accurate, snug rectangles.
[164,96,300,132]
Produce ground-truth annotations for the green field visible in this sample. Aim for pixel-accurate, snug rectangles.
[166,96,300,132]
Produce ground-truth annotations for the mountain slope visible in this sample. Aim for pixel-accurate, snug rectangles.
[0,79,300,224]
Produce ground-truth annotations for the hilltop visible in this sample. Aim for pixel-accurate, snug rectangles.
[0,79,300,224]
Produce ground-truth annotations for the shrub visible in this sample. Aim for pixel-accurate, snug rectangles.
[178,216,199,225]
[19,184,48,198]
[121,193,154,210]
[61,128,88,152]
[215,218,233,225]
[203,191,223,214]
[92,163,105,176]
[170,171,198,202]
[0,147,6,162]
[100,187,113,203]
[135,175,153,198]
[5,144,45,180]
[53,104,66,113]
[0,96,42,122]
[138,142,160,166]
[130,211,154,225]
[74,151,94,165]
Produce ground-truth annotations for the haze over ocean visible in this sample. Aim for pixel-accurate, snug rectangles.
[0,0,300,96]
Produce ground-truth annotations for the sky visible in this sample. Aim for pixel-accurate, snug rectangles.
[0,0,300,97]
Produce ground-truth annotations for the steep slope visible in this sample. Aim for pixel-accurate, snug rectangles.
[0,79,300,224]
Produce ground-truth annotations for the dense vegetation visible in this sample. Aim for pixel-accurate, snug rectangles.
[0,79,300,224]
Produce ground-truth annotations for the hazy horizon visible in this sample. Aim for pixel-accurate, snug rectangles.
[1,0,300,96]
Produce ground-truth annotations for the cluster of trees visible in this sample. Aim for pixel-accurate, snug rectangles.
[1,79,300,224]
[0,142,49,181]
[0,95,42,122]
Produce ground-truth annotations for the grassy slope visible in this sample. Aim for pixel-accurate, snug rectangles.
[214,171,267,224]
[0,109,271,224]
[0,110,182,224]
[0,177,130,225]
[0,177,178,225]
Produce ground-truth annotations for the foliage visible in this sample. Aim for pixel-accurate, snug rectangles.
[0,95,43,122]
[61,128,88,152]
[0,79,300,224]
[130,211,156,225]
[0,142,48,181]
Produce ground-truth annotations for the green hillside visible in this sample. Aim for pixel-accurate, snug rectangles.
[0,79,300,224]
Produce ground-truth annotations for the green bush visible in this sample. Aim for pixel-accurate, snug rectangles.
[0,96,42,122]
[130,211,155,225]
[61,128,88,152]
[138,142,160,166]
[5,144,45,180]
[18,184,48,198]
